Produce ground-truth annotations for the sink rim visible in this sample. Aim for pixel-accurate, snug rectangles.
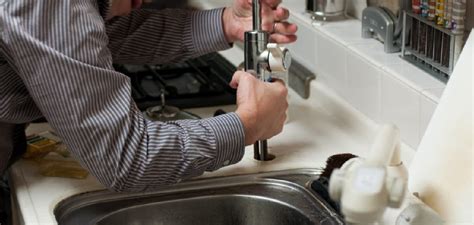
[54,168,344,225]
[95,194,315,225]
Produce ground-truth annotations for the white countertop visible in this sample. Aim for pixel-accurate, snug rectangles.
[9,2,417,224]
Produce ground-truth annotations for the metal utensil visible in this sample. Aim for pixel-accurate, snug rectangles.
[145,90,200,121]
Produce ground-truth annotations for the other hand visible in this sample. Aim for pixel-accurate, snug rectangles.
[222,0,298,43]
[230,71,288,145]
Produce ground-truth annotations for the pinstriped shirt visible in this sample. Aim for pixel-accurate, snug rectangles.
[0,0,245,191]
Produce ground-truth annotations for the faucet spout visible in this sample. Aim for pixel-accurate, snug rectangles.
[252,0,262,31]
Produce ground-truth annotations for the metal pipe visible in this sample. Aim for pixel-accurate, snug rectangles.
[252,0,262,31]
[245,0,273,161]
[254,65,270,160]
[254,140,268,160]
[252,0,269,161]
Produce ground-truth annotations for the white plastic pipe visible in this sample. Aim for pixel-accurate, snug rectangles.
[367,124,400,166]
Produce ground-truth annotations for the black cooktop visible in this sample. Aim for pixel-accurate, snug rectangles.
[114,53,237,110]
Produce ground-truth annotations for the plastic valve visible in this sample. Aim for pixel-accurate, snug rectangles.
[266,43,291,72]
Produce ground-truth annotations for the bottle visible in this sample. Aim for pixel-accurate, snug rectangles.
[412,0,421,14]
[421,0,430,17]
[428,0,437,20]
[452,0,466,34]
[452,0,466,64]
[436,0,445,26]
[444,0,453,29]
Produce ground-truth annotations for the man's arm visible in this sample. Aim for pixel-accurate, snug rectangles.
[4,0,244,191]
[106,8,231,64]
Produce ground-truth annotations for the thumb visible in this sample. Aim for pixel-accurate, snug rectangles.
[230,71,251,89]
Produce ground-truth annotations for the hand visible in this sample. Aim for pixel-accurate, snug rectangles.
[230,71,288,145]
[222,0,298,43]
[107,0,143,19]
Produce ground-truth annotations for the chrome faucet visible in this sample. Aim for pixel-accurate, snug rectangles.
[244,0,292,161]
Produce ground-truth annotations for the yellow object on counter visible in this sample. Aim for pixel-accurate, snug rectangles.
[24,135,58,158]
[24,132,71,158]
[36,157,89,179]
[24,131,89,179]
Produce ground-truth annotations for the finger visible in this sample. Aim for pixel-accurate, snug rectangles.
[268,79,288,97]
[273,7,290,21]
[262,0,282,9]
[230,71,254,89]
[269,77,286,85]
[273,22,298,35]
[269,34,298,44]
[230,71,245,89]
[261,5,274,32]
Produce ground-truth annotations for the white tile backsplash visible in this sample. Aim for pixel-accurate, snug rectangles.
[318,22,377,46]
[383,62,446,92]
[348,43,404,68]
[422,87,446,102]
[419,95,437,142]
[281,8,451,149]
[287,17,318,72]
[346,49,382,121]
[381,72,421,148]
[316,32,348,98]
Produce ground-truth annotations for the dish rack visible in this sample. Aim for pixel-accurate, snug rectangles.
[401,11,464,83]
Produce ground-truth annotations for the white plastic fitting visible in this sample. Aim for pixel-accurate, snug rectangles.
[266,43,291,72]
[329,124,408,225]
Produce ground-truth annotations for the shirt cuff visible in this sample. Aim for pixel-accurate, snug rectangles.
[202,112,245,171]
[189,8,232,55]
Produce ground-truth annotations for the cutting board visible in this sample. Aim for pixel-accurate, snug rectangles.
[408,31,473,224]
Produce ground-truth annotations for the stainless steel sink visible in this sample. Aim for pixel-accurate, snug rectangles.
[55,169,344,225]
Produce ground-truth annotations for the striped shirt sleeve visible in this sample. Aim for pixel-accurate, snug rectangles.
[2,0,245,192]
[106,8,231,64]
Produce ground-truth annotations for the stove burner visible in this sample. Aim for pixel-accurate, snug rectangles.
[115,53,237,110]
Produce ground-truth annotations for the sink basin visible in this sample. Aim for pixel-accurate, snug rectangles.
[54,169,344,225]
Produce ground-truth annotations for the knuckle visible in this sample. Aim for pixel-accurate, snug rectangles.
[279,85,288,96]
[243,74,255,82]
[238,71,248,76]
[233,71,242,78]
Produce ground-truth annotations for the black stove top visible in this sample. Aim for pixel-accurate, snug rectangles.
[115,53,237,110]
